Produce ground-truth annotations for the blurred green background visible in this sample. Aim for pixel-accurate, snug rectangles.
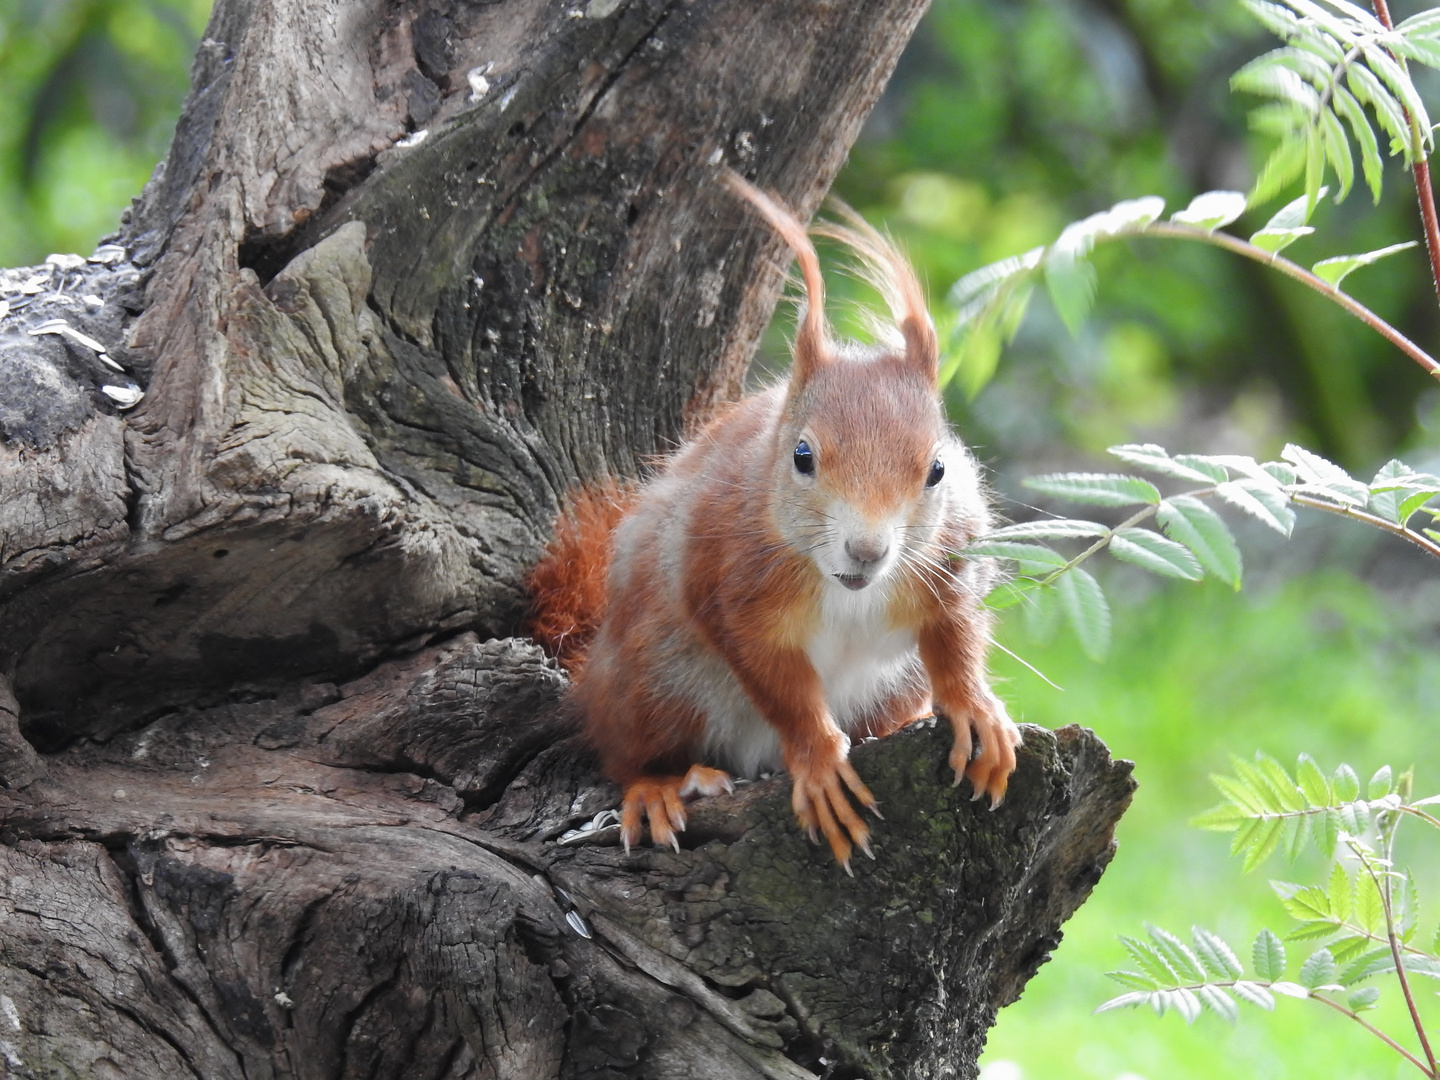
[0,0,209,264]
[3,1,1438,1078]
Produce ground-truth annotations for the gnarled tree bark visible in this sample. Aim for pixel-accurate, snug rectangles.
[0,2,1135,1077]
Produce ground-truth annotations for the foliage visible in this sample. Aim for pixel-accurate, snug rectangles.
[939,0,1440,1075]
[972,440,1440,659]
[1097,754,1440,1075]
[839,0,1438,467]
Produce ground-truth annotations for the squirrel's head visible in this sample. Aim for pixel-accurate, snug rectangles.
[724,170,986,595]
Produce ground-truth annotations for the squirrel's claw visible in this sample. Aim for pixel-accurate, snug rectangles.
[944,699,1022,808]
[790,754,876,869]
[618,765,735,854]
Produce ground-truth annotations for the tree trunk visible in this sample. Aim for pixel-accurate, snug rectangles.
[0,2,1136,1077]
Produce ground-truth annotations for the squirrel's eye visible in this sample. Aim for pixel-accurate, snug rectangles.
[793,440,815,476]
[926,459,945,488]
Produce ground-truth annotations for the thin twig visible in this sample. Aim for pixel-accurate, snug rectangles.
[1369,0,1440,313]
[1035,504,1159,586]
[1286,493,1440,560]
[1352,836,1439,1077]
[1308,992,1434,1075]
[1141,222,1440,380]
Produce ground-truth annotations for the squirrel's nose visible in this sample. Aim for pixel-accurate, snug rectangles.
[844,536,890,565]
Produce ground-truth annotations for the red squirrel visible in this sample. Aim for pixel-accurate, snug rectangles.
[528,172,1020,871]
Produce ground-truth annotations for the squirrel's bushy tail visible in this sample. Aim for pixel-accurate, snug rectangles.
[526,480,637,671]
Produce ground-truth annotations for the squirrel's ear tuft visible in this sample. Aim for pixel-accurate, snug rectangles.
[721,170,833,384]
[813,201,938,385]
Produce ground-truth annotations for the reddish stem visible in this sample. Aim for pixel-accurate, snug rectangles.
[1371,0,1440,316]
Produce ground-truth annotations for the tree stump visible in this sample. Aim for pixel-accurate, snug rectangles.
[0,2,1136,1076]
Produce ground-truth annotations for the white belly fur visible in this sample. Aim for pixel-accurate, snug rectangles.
[693,582,920,777]
[806,583,919,728]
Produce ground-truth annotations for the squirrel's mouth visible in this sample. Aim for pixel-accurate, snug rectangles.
[836,573,870,591]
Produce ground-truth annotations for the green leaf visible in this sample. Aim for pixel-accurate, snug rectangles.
[1253,928,1286,981]
[1024,473,1162,507]
[1225,808,1270,853]
[1403,955,1440,980]
[1109,528,1205,580]
[1296,754,1332,806]
[1282,444,1369,503]
[983,520,1110,541]
[1216,479,1296,535]
[984,578,1037,611]
[1243,816,1285,871]
[1107,969,1160,991]
[1249,226,1315,254]
[1231,980,1276,1010]
[1333,763,1360,802]
[1298,948,1337,990]
[1095,991,1152,1014]
[1259,460,1298,486]
[1150,925,1207,983]
[1312,241,1419,289]
[1396,8,1440,33]
[1233,55,1323,111]
[1056,566,1111,661]
[1361,44,1431,155]
[1329,861,1352,923]
[1368,765,1393,800]
[1341,948,1394,984]
[1399,874,1420,941]
[1044,252,1098,337]
[1107,443,1228,484]
[1301,125,1319,221]
[1332,85,1383,203]
[1286,919,1339,942]
[1192,801,1251,830]
[1270,980,1311,998]
[965,540,1069,566]
[1157,497,1243,588]
[1171,987,1203,1024]
[1232,756,1283,812]
[1355,871,1384,933]
[1399,488,1440,523]
[1262,187,1330,231]
[1347,65,1409,153]
[1257,753,1305,811]
[950,246,1045,311]
[1196,984,1239,1023]
[1274,880,1331,922]
[1328,935,1371,965]
[1317,104,1353,201]
[1365,461,1440,523]
[1319,807,1342,859]
[1193,927,1244,980]
[1171,454,1230,482]
[1215,768,1271,814]
[1250,135,1310,208]
[1338,799,1370,838]
[1347,986,1380,1011]
[1123,935,1180,984]
[1388,33,1440,69]
[1170,190,1249,231]
[1283,813,1309,860]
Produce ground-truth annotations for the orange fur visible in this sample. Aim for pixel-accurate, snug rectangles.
[525,171,1021,869]
[526,480,637,671]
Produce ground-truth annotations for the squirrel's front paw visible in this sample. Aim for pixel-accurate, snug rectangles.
[944,696,1022,808]
[788,752,879,875]
[619,765,734,853]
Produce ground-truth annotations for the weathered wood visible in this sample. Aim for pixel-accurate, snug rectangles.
[0,1,1138,1076]
[0,635,1133,1079]
[3,0,934,740]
